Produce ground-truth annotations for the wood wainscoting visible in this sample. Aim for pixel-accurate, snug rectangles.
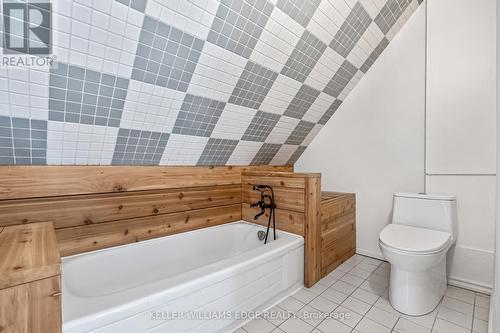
[0,165,291,256]
[241,171,322,287]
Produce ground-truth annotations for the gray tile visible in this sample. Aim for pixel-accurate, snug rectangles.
[172,94,226,137]
[250,143,281,165]
[112,128,169,165]
[285,120,315,145]
[330,2,372,58]
[242,111,281,142]
[281,30,326,83]
[114,0,146,13]
[0,115,47,165]
[375,0,412,34]
[318,99,343,125]
[197,138,239,165]
[360,38,389,73]
[323,60,357,98]
[276,0,321,27]
[132,16,204,92]
[284,84,321,120]
[287,145,306,164]
[207,0,274,58]
[228,61,278,109]
[48,62,128,127]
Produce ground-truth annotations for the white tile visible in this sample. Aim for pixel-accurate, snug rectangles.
[270,144,298,165]
[296,305,324,327]
[475,295,490,309]
[188,43,247,102]
[308,295,339,313]
[474,305,489,321]
[472,318,488,333]
[266,116,302,144]
[393,317,431,333]
[304,48,343,91]
[243,318,276,333]
[250,7,303,73]
[145,0,216,40]
[307,282,329,295]
[210,104,257,141]
[260,75,302,116]
[265,306,291,326]
[160,134,207,166]
[340,273,365,287]
[367,272,389,287]
[359,280,387,296]
[357,261,380,272]
[306,0,342,45]
[292,289,318,304]
[316,316,352,333]
[332,306,363,328]
[277,297,306,314]
[445,286,476,304]
[341,296,372,315]
[365,306,399,328]
[322,287,349,304]
[121,81,185,133]
[331,280,357,295]
[351,288,379,305]
[373,297,400,316]
[349,267,372,279]
[356,317,392,333]
[437,307,472,329]
[432,318,470,333]
[337,261,358,272]
[401,310,438,330]
[233,328,246,333]
[279,317,314,333]
[441,296,473,315]
[227,141,263,165]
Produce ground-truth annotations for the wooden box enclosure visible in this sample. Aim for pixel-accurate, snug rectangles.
[320,192,356,278]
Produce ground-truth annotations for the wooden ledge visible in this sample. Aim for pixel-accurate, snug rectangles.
[0,222,60,290]
[242,171,321,178]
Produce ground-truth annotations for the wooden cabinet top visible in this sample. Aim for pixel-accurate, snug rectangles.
[321,191,355,202]
[0,222,60,290]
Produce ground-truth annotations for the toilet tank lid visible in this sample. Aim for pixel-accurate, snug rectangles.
[394,192,456,201]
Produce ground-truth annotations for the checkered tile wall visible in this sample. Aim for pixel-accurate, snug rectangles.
[0,0,422,165]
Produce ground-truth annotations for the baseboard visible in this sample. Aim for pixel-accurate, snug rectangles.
[357,248,493,295]
[448,276,492,295]
[356,248,385,261]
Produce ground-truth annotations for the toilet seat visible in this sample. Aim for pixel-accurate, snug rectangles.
[379,224,451,255]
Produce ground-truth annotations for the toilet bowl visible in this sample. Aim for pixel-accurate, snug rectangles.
[379,193,457,316]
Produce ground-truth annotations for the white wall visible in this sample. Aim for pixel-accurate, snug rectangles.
[491,0,500,330]
[296,5,426,259]
[297,0,497,293]
[425,0,496,292]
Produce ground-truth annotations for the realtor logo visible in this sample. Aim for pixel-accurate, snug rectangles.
[1,1,55,68]
[3,2,51,54]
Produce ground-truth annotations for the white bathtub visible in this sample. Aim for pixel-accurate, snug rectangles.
[62,221,304,333]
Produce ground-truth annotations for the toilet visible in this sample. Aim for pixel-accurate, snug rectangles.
[379,192,457,316]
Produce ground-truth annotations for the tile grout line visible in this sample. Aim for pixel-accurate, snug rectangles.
[279,255,380,333]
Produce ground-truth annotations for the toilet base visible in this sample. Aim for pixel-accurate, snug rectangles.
[388,255,447,316]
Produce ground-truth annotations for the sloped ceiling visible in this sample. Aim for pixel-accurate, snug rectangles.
[0,0,422,165]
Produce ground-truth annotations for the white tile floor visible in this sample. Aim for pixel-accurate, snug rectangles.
[236,254,490,333]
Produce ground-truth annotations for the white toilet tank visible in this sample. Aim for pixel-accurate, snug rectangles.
[392,192,457,240]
